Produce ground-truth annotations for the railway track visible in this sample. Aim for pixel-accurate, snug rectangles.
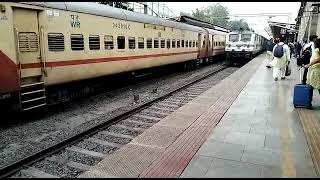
[1,65,236,178]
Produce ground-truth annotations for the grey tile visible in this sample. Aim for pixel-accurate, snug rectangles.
[224,131,265,148]
[241,148,281,166]
[197,140,245,161]
[208,126,230,142]
[265,135,310,153]
[204,158,263,178]
[231,124,251,133]
[224,131,247,145]
[261,165,282,178]
[180,155,214,178]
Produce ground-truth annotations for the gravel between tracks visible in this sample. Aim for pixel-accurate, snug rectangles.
[0,63,239,169]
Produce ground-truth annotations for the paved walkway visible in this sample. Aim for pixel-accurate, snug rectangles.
[180,56,320,178]
[78,53,320,178]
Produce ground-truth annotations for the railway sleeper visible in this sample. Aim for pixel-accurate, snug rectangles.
[65,146,105,159]
[131,114,162,121]
[46,155,92,172]
[111,124,146,132]
[20,167,60,178]
[84,137,123,149]
[122,119,155,126]
[99,131,135,140]
[154,103,181,109]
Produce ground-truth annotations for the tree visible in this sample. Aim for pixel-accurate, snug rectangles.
[228,19,250,31]
[99,2,133,11]
[192,3,229,28]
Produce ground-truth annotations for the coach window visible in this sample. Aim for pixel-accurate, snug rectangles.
[104,35,114,50]
[177,39,180,48]
[117,36,125,49]
[172,39,176,48]
[71,34,84,51]
[196,41,198,47]
[193,40,195,47]
[48,33,65,51]
[138,37,144,49]
[189,40,192,47]
[89,35,100,50]
[161,39,165,48]
[186,40,189,48]
[147,38,152,49]
[166,39,171,49]
[154,38,159,48]
[181,40,184,48]
[129,37,136,49]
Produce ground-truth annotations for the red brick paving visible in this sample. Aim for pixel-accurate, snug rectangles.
[139,57,262,178]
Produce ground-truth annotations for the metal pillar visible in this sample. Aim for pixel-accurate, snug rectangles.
[144,4,148,15]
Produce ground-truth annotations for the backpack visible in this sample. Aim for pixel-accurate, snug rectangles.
[273,44,284,58]
[297,45,312,66]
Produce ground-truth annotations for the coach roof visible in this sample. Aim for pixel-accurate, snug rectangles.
[20,2,205,32]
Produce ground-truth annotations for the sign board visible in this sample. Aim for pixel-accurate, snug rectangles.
[280,28,287,34]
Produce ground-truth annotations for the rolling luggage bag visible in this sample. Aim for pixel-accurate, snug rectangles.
[293,67,313,108]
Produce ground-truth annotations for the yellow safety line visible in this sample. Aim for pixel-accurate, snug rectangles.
[277,84,296,177]
[297,109,320,176]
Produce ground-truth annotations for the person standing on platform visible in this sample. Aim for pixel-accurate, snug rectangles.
[304,38,320,97]
[266,38,275,68]
[270,36,291,81]
[302,35,318,84]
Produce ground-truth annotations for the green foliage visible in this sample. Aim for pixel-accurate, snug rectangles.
[192,3,229,28]
[191,3,251,31]
[99,2,133,11]
[228,19,250,31]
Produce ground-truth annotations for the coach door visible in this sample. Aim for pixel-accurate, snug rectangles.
[13,7,43,81]
[13,7,47,111]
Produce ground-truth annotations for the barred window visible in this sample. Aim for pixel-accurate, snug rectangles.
[147,38,152,48]
[138,37,144,49]
[89,35,100,50]
[19,32,39,52]
[48,33,64,51]
[70,34,84,51]
[172,39,176,48]
[104,35,114,50]
[196,41,198,47]
[177,39,180,48]
[181,40,184,48]
[154,38,159,48]
[161,39,165,48]
[166,39,170,49]
[189,40,192,47]
[128,37,136,49]
[117,36,125,49]
[186,40,189,47]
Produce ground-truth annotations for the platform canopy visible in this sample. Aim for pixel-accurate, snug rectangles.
[268,20,298,42]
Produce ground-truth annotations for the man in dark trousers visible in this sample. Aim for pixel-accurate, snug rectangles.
[302,35,318,84]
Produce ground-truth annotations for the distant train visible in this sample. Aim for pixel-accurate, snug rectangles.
[225,30,267,64]
[0,2,228,112]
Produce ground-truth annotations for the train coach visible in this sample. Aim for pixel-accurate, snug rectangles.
[225,30,267,64]
[0,2,228,112]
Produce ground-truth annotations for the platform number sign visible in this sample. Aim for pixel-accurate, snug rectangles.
[70,15,80,28]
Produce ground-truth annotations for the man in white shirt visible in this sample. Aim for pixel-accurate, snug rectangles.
[271,36,291,81]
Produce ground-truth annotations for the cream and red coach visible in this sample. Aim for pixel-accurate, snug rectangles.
[0,2,227,111]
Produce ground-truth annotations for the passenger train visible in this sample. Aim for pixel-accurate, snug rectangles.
[0,2,228,112]
[225,30,267,64]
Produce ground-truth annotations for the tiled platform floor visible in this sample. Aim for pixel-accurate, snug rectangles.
[180,56,320,178]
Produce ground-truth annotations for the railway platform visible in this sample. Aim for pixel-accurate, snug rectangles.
[78,53,320,178]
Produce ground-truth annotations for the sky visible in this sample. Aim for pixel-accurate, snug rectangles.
[164,2,301,39]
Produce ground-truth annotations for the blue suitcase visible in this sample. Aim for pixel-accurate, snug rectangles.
[293,68,313,108]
